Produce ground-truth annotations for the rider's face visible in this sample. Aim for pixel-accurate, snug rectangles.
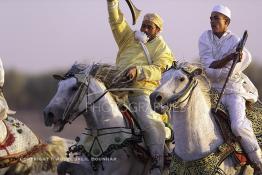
[210,12,229,38]
[140,20,160,41]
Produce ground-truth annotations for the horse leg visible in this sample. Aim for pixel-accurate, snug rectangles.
[57,161,90,175]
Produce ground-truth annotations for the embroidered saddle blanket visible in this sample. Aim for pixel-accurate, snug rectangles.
[0,116,46,168]
[210,89,262,146]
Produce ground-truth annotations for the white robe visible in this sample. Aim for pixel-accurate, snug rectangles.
[199,30,262,155]
[199,30,258,103]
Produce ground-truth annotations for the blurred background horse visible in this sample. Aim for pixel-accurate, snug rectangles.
[0,115,71,175]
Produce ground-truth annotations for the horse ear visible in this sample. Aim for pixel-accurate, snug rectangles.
[53,74,65,80]
[191,68,202,77]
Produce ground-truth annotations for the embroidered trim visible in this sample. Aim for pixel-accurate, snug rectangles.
[170,143,234,175]
[0,144,47,168]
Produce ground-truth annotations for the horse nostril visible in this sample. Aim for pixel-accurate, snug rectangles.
[43,109,55,126]
[156,95,162,102]
[47,112,54,119]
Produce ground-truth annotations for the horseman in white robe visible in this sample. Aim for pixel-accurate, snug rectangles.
[198,4,262,173]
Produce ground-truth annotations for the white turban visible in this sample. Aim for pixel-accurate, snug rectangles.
[212,5,231,19]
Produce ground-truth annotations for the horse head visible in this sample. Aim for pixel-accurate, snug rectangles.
[150,62,203,114]
[43,63,91,132]
[43,63,131,132]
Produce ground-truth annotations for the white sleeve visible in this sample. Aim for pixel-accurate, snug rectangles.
[232,48,251,75]
[199,32,223,80]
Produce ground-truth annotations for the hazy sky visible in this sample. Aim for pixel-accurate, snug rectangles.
[0,0,261,73]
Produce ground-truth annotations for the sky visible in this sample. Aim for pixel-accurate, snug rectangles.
[0,0,261,73]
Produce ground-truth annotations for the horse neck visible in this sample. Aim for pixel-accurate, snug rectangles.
[82,78,125,129]
[171,85,223,161]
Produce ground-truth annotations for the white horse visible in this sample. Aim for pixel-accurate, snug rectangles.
[0,115,69,175]
[43,64,169,175]
[150,62,260,175]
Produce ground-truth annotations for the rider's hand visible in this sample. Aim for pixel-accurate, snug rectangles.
[227,52,243,62]
[125,67,137,81]
[209,52,243,69]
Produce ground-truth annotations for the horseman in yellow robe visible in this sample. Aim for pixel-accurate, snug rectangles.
[107,0,174,173]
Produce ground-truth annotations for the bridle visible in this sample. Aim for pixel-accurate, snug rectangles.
[61,73,91,125]
[163,64,200,110]
[55,69,112,126]
[62,73,118,124]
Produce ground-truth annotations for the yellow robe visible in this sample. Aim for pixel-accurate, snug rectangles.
[108,0,174,96]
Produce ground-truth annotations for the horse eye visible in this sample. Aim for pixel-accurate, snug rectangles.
[180,77,185,82]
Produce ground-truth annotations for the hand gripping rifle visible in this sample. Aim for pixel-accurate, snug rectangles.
[125,0,141,25]
[214,30,248,113]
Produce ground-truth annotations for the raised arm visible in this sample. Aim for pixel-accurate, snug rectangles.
[107,0,133,48]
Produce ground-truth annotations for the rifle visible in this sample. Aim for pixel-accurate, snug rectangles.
[214,30,248,112]
[125,0,141,25]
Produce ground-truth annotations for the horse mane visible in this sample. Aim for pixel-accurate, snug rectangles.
[65,63,132,89]
[91,64,133,89]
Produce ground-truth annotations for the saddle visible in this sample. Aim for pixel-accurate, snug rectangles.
[210,89,262,166]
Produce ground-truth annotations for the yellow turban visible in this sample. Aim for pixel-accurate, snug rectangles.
[143,13,163,30]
